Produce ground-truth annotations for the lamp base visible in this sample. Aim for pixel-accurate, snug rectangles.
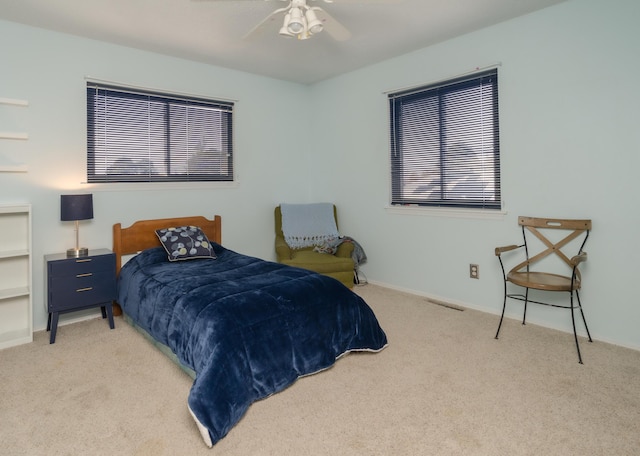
[67,247,89,258]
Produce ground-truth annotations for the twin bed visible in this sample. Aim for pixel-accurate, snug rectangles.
[112,215,388,447]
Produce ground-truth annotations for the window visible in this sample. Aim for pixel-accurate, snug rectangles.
[389,69,500,209]
[87,83,233,183]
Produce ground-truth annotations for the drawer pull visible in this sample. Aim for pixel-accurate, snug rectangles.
[76,273,93,278]
[76,287,93,292]
[75,258,92,263]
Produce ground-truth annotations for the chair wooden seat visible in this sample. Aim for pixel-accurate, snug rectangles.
[494,216,593,363]
[507,271,579,291]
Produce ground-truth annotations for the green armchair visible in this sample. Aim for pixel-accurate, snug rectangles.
[275,205,355,289]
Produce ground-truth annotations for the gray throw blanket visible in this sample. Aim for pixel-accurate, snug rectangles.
[281,203,339,249]
[313,236,367,267]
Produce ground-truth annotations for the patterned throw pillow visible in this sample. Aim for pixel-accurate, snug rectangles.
[155,226,216,261]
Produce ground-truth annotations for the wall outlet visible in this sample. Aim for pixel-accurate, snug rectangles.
[469,264,479,279]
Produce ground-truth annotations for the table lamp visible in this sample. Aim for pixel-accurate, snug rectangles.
[60,194,93,257]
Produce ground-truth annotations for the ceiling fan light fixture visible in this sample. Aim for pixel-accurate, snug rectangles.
[279,26,295,37]
[287,7,305,34]
[305,9,323,35]
[280,13,295,37]
[297,28,311,40]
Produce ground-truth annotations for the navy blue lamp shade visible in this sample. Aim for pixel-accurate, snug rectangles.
[61,194,93,257]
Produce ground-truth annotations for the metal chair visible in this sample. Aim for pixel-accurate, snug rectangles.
[494,216,592,363]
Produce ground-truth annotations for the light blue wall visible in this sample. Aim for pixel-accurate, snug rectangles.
[2,0,639,350]
[309,0,640,349]
[1,20,312,331]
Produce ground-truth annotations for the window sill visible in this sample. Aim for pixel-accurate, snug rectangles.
[81,181,239,192]
[385,205,507,220]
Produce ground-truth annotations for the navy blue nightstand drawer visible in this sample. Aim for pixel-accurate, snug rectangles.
[48,254,114,278]
[49,273,116,311]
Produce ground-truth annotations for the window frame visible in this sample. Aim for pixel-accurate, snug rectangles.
[388,69,501,210]
[86,83,234,184]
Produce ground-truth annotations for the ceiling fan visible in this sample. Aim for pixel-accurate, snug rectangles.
[193,0,395,42]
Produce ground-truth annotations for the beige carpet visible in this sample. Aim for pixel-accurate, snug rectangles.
[1,284,639,455]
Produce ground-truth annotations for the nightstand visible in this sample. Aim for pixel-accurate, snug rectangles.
[45,248,116,344]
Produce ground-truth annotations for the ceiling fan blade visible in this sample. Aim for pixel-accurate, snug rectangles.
[312,7,351,41]
[318,0,403,3]
[191,0,286,2]
[242,6,288,40]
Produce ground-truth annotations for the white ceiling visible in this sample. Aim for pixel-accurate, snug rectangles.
[0,0,566,84]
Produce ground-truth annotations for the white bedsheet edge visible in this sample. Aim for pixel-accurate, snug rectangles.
[188,404,213,448]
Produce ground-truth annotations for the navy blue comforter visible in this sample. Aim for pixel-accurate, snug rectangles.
[117,245,387,446]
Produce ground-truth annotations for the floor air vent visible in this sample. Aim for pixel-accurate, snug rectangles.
[426,298,465,311]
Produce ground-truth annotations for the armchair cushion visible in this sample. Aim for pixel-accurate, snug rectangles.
[281,250,355,274]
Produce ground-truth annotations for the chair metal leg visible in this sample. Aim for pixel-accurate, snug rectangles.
[570,291,584,364]
[571,290,594,364]
[522,288,529,325]
[576,290,593,342]
[495,277,509,339]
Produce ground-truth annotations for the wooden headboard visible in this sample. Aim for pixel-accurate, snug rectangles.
[112,215,221,316]
[112,215,222,275]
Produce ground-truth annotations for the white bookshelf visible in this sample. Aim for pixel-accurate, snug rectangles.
[0,164,28,173]
[0,98,29,172]
[0,204,32,349]
[0,98,29,107]
[0,132,29,140]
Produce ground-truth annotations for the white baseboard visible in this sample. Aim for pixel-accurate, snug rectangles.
[366,280,640,352]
